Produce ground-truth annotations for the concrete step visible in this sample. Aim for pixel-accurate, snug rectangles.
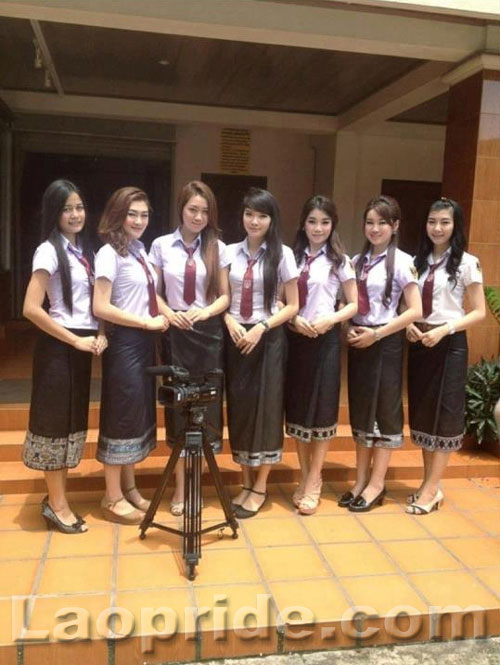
[1,448,498,495]
[0,401,410,431]
[0,424,420,461]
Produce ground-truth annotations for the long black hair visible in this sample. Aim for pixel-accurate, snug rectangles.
[178,181,220,303]
[414,197,465,287]
[241,187,282,314]
[355,195,401,309]
[293,194,345,271]
[40,179,93,313]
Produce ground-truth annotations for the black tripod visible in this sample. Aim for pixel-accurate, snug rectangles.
[139,401,239,580]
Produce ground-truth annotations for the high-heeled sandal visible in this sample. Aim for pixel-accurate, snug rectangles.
[123,486,151,512]
[42,495,86,525]
[101,497,145,525]
[41,501,88,534]
[348,487,386,513]
[233,489,267,519]
[298,480,322,515]
[407,484,442,505]
[170,500,184,516]
[170,497,204,516]
[292,481,306,508]
[405,489,443,515]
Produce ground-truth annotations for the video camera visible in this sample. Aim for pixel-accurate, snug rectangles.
[146,365,221,408]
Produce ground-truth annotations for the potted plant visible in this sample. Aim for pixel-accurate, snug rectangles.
[465,286,500,456]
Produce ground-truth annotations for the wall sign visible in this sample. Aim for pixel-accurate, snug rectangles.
[220,128,250,174]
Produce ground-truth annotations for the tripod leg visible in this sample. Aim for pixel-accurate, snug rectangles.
[203,439,239,537]
[139,440,183,537]
[183,431,203,576]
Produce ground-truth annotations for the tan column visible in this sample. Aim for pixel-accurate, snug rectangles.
[442,70,500,363]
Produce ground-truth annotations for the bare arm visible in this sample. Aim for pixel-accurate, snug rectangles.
[154,266,177,323]
[349,282,422,349]
[23,270,98,353]
[376,282,422,338]
[187,267,230,323]
[236,278,299,355]
[93,277,168,332]
[311,278,358,335]
[419,282,486,348]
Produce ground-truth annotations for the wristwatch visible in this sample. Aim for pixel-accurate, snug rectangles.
[259,320,270,332]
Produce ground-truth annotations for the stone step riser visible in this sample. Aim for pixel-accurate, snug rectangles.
[1,451,498,495]
[0,433,417,461]
[0,403,410,431]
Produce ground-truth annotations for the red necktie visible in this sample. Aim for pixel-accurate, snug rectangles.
[357,254,385,316]
[422,255,447,318]
[240,251,263,319]
[182,245,196,306]
[297,253,321,309]
[67,245,95,313]
[132,252,159,317]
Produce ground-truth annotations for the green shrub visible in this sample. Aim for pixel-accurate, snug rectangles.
[484,286,500,325]
[465,358,500,444]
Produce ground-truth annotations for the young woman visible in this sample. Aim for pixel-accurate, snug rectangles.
[285,195,357,515]
[22,179,107,534]
[93,187,168,525]
[224,188,299,518]
[406,198,485,514]
[149,180,230,515]
[343,195,422,512]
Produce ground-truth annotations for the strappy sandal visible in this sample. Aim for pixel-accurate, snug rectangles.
[124,486,151,512]
[170,500,184,516]
[298,480,322,515]
[170,497,204,516]
[292,481,306,508]
[233,489,267,519]
[405,489,443,515]
[101,497,145,525]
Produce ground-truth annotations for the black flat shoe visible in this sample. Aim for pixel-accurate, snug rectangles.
[338,491,358,508]
[233,489,267,519]
[348,488,386,513]
[231,486,252,510]
[41,501,87,534]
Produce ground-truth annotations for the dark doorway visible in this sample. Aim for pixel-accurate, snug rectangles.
[201,173,267,245]
[382,179,441,255]
[16,152,170,316]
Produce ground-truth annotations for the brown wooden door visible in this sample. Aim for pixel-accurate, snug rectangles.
[201,173,267,245]
[382,179,441,256]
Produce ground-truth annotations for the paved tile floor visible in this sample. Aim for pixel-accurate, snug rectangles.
[0,477,498,664]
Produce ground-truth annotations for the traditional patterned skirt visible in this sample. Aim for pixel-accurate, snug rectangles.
[161,316,224,453]
[408,331,468,451]
[285,325,341,442]
[348,330,404,449]
[23,329,94,471]
[97,325,156,465]
[225,324,286,466]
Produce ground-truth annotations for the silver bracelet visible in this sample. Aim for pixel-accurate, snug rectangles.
[447,323,456,335]
[259,320,270,332]
[372,328,381,342]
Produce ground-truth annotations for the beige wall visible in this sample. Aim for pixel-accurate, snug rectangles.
[173,123,445,254]
[333,130,445,256]
[173,124,335,245]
